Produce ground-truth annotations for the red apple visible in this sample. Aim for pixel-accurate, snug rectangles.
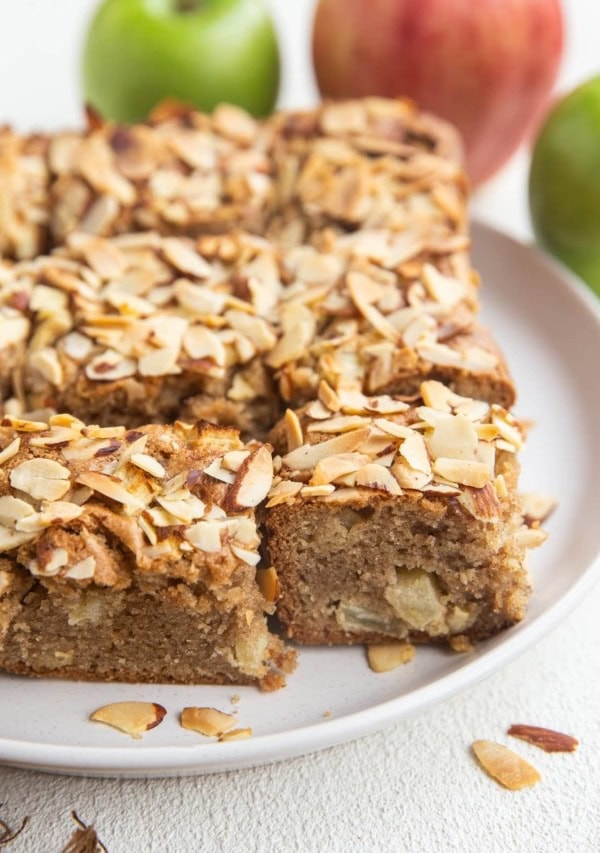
[313,0,564,185]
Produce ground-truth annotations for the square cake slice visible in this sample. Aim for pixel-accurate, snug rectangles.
[0,231,284,437]
[0,416,295,688]
[265,381,542,648]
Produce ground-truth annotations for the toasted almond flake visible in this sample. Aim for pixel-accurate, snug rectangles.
[306,400,334,420]
[310,452,370,486]
[282,428,370,471]
[507,724,579,753]
[399,432,432,475]
[0,494,36,527]
[514,526,548,549]
[494,475,509,499]
[300,483,336,498]
[225,310,276,352]
[462,347,499,372]
[266,303,316,368]
[138,346,180,377]
[75,471,145,510]
[427,414,479,462]
[203,458,236,484]
[284,409,303,452]
[355,463,403,495]
[86,351,137,382]
[420,380,461,413]
[347,272,402,344]
[471,740,541,790]
[367,642,415,673]
[318,380,341,412]
[422,264,466,306]
[0,437,21,466]
[182,325,226,365]
[307,415,372,434]
[417,340,462,367]
[257,566,280,603]
[91,702,166,739]
[162,238,213,278]
[1,417,47,433]
[62,330,98,360]
[227,445,273,509]
[65,556,96,580]
[364,396,409,415]
[457,484,501,521]
[391,459,433,490]
[181,706,236,737]
[0,525,36,551]
[138,515,158,546]
[10,458,71,501]
[219,727,252,742]
[432,457,490,488]
[521,492,557,526]
[230,543,260,566]
[28,348,63,386]
[130,453,166,479]
[185,521,222,552]
[221,450,251,473]
[265,480,303,507]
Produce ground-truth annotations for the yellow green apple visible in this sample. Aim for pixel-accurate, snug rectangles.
[530,76,600,294]
[82,0,280,122]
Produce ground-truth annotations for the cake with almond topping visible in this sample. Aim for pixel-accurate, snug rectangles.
[0,416,295,688]
[265,381,543,647]
[0,231,282,438]
[0,97,548,685]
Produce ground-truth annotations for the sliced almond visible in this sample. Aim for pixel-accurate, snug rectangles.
[130,453,167,479]
[10,458,71,501]
[507,724,579,753]
[180,707,236,737]
[0,437,21,466]
[282,428,370,471]
[432,458,491,489]
[367,642,415,673]
[219,728,252,742]
[310,452,370,486]
[226,445,273,510]
[161,237,213,278]
[90,702,166,739]
[75,471,146,510]
[265,480,303,507]
[355,463,402,495]
[471,740,541,790]
[257,566,280,603]
[284,409,303,452]
[521,493,557,526]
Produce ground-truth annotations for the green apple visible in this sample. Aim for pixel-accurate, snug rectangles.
[82,0,280,122]
[529,76,600,294]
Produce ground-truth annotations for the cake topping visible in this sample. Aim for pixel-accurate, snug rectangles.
[0,416,273,583]
[268,381,524,522]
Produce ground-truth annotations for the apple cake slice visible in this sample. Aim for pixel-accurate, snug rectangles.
[268,98,466,246]
[0,231,283,437]
[265,381,542,647]
[268,234,515,410]
[0,416,295,688]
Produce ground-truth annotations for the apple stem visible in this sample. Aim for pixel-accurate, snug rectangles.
[175,0,202,11]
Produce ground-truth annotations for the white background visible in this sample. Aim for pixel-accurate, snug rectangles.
[0,1,599,851]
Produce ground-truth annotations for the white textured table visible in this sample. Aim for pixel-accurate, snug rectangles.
[1,2,599,851]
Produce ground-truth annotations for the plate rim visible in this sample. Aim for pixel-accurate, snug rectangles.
[2,221,600,775]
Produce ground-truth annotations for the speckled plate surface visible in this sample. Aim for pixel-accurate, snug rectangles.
[1,221,599,778]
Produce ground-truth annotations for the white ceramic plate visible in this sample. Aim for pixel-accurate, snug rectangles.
[1,222,599,778]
